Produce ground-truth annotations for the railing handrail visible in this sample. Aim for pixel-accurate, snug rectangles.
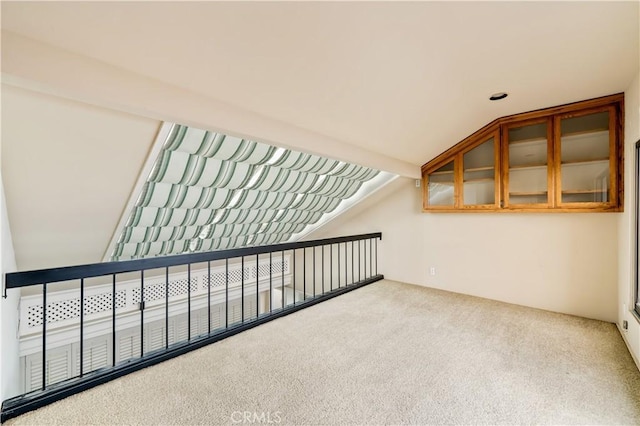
[5,233,382,288]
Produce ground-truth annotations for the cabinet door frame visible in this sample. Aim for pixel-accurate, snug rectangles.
[422,158,457,210]
[459,128,501,210]
[553,104,619,211]
[501,117,554,210]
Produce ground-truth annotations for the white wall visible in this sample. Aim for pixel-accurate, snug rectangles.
[0,176,21,401]
[618,71,640,368]
[312,179,620,323]
[2,85,161,271]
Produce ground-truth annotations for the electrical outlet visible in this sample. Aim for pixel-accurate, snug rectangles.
[429,267,436,276]
[415,179,421,188]
[623,320,629,330]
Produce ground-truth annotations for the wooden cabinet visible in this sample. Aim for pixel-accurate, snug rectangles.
[422,94,624,212]
[503,118,552,208]
[462,131,500,209]
[427,160,455,207]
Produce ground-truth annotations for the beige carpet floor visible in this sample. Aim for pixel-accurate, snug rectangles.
[5,280,640,425]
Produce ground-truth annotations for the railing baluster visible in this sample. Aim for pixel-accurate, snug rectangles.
[364,238,368,279]
[80,278,84,377]
[241,256,245,322]
[281,251,285,310]
[313,246,316,298]
[165,267,169,349]
[42,283,47,390]
[375,238,378,275]
[338,243,341,288]
[293,249,296,305]
[256,254,259,319]
[359,239,362,282]
[370,238,373,278]
[344,242,347,286]
[303,248,306,301]
[112,274,116,366]
[207,261,211,334]
[322,245,325,295]
[140,271,144,358]
[269,252,273,313]
[187,263,191,341]
[351,241,354,285]
[330,244,333,291]
[225,258,229,329]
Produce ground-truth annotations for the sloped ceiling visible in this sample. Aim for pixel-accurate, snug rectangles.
[1,2,638,270]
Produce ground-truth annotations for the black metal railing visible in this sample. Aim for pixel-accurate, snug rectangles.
[1,233,383,422]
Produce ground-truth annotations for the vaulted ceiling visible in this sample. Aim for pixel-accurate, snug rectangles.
[1,1,638,270]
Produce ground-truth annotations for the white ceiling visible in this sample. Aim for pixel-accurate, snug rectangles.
[1,1,638,270]
[2,1,638,166]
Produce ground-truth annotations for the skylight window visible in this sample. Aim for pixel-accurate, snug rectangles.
[108,123,396,260]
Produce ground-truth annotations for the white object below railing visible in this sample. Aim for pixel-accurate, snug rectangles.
[18,256,291,356]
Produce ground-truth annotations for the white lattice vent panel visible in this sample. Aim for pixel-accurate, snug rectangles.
[205,259,287,289]
[131,277,195,304]
[257,263,271,278]
[26,290,127,327]
[20,257,289,336]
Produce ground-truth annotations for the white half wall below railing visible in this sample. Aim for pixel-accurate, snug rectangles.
[17,256,293,394]
[18,256,292,356]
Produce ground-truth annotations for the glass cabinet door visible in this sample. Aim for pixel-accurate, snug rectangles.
[427,160,455,207]
[462,136,496,207]
[558,109,611,205]
[506,121,550,206]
